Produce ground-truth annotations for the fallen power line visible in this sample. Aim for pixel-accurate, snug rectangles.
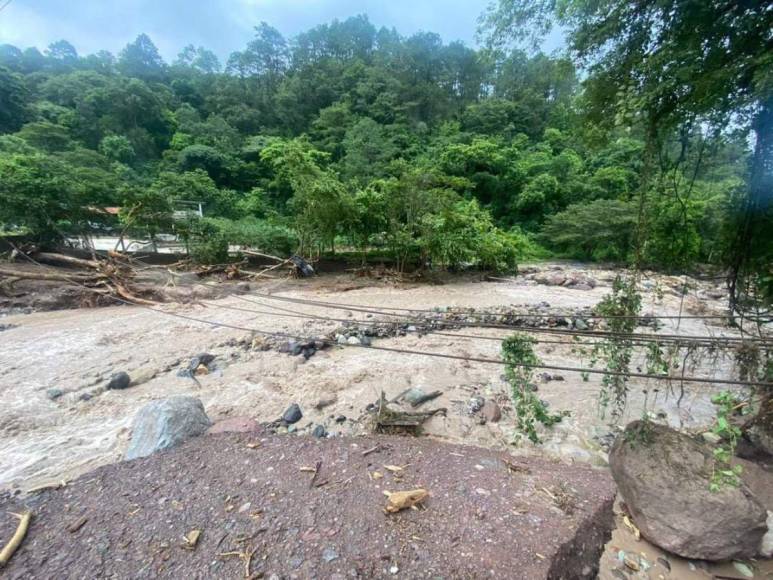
[205,295,746,351]
[240,291,773,346]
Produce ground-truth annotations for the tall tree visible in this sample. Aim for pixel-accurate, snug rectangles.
[118,34,166,79]
[480,0,772,309]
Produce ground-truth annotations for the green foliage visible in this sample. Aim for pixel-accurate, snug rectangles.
[590,275,642,418]
[540,200,637,261]
[186,219,230,265]
[709,392,744,492]
[0,151,88,241]
[205,217,298,257]
[502,334,567,443]
[0,13,760,279]
[420,199,519,273]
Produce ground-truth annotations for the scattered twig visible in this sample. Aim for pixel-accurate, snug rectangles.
[0,511,32,567]
[26,480,67,495]
[67,516,88,533]
[309,460,323,488]
[361,444,382,457]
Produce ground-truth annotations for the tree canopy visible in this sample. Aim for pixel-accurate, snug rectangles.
[0,12,764,280]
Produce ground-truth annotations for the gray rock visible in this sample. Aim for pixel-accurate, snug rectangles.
[322,547,339,563]
[312,425,327,438]
[574,319,589,331]
[747,423,773,456]
[335,415,346,424]
[46,388,64,401]
[468,396,485,414]
[336,335,347,345]
[610,420,768,560]
[79,392,93,402]
[346,336,361,346]
[481,400,502,423]
[125,396,211,460]
[282,403,303,424]
[106,371,131,390]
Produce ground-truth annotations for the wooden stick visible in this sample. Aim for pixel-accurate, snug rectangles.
[0,267,97,283]
[0,511,32,567]
[33,252,101,270]
[361,444,382,457]
[241,249,285,262]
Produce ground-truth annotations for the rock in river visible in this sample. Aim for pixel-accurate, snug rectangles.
[610,420,768,560]
[106,371,131,390]
[126,396,211,460]
[282,403,303,425]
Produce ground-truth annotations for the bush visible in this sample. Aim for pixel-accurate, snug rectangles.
[420,199,519,273]
[206,217,298,256]
[540,199,637,261]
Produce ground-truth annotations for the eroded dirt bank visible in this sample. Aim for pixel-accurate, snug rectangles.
[0,433,615,579]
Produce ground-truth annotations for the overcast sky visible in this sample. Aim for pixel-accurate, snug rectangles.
[0,0,510,61]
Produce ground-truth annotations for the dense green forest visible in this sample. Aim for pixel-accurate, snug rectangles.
[0,2,770,291]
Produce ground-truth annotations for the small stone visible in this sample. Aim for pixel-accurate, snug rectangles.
[47,388,64,401]
[733,561,754,578]
[346,336,361,346]
[389,565,399,575]
[79,392,93,401]
[238,502,251,513]
[481,400,502,423]
[282,403,303,424]
[468,396,485,414]
[574,319,589,331]
[106,371,131,390]
[312,425,327,438]
[289,556,304,570]
[322,547,339,563]
[337,335,347,345]
[701,431,722,444]
[335,415,346,424]
[623,554,640,571]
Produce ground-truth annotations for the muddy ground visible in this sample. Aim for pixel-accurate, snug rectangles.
[0,262,768,578]
[0,433,616,579]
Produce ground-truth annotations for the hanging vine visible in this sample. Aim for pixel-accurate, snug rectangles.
[501,334,568,443]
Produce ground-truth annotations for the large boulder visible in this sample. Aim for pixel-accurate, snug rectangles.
[610,420,768,561]
[126,396,211,460]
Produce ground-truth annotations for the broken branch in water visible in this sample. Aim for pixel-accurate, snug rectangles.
[0,511,32,567]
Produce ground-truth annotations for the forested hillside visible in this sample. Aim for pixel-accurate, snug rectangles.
[0,11,767,278]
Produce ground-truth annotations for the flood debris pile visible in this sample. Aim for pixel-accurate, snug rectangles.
[367,391,447,434]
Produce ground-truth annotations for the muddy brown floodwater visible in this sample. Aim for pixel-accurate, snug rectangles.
[0,263,763,578]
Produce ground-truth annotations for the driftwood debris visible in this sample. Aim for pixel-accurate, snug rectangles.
[2,248,160,305]
[0,511,32,567]
[371,392,446,434]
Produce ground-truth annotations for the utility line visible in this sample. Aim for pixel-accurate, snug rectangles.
[6,257,770,388]
[207,296,743,350]
[242,289,758,320]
